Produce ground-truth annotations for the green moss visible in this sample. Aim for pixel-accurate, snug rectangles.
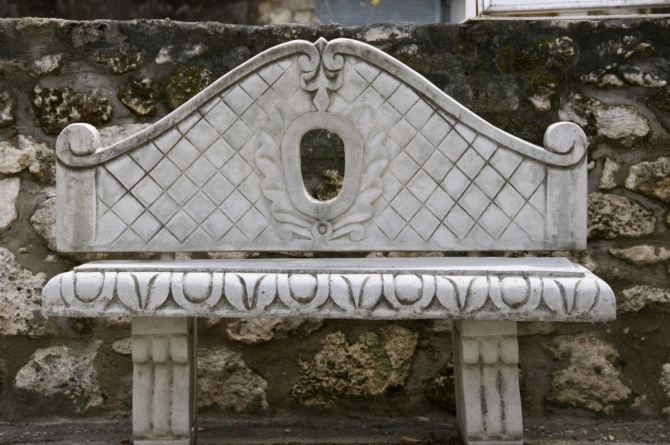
[497,35,577,96]
[529,73,557,86]
[160,66,216,111]
[535,35,561,46]
[496,42,519,74]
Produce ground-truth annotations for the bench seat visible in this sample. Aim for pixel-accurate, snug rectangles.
[44,257,614,321]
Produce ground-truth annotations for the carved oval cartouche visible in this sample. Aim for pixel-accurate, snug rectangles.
[300,129,345,202]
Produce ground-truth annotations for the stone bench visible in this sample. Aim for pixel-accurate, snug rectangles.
[43,37,615,445]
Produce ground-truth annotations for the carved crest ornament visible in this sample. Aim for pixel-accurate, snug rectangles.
[257,38,389,243]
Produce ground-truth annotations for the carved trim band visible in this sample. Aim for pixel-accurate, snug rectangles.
[43,260,615,321]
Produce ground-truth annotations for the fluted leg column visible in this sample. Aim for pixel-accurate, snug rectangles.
[453,320,523,445]
[132,317,197,445]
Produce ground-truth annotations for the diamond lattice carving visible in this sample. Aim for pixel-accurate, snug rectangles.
[94,57,309,246]
[94,53,549,248]
[328,58,547,243]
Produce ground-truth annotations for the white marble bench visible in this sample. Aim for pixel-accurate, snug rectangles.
[43,37,615,445]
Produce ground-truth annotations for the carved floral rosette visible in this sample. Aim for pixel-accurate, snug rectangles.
[43,261,615,321]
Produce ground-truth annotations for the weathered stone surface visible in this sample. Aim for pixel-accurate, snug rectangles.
[30,197,56,252]
[610,245,670,267]
[0,54,62,79]
[117,77,156,117]
[155,43,207,65]
[660,364,670,419]
[33,86,113,135]
[14,343,103,413]
[597,36,654,59]
[646,86,670,112]
[599,158,621,190]
[28,54,63,78]
[0,247,51,336]
[292,326,418,407]
[547,334,631,415]
[619,286,670,313]
[426,360,456,414]
[93,46,144,74]
[0,90,16,127]
[587,193,656,240]
[580,63,666,88]
[497,36,577,74]
[0,178,20,232]
[579,64,625,88]
[0,135,56,183]
[619,65,667,88]
[445,78,520,113]
[111,337,132,355]
[198,346,269,412]
[529,85,554,112]
[625,157,670,203]
[559,94,650,148]
[629,394,657,418]
[226,318,323,345]
[160,66,216,111]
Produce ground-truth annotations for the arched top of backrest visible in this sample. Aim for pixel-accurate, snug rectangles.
[55,38,587,253]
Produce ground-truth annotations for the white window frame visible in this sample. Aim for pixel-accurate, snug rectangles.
[452,0,669,21]
[481,0,668,15]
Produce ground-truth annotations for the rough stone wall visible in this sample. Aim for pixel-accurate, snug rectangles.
[0,17,669,422]
[0,0,315,26]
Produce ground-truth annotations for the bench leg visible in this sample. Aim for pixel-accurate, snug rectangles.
[453,320,523,445]
[132,317,197,445]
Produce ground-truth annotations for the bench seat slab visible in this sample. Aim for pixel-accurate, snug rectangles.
[43,257,615,322]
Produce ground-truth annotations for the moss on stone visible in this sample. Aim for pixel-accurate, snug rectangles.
[160,65,216,111]
[291,326,418,407]
[496,36,577,93]
[496,42,522,75]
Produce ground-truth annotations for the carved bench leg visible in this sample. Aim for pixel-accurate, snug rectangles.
[132,317,197,445]
[453,320,523,445]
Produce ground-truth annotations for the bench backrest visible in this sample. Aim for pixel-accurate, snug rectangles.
[55,38,587,253]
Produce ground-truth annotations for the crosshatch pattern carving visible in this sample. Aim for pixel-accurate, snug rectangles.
[94,52,548,250]
[327,59,547,244]
[95,56,308,247]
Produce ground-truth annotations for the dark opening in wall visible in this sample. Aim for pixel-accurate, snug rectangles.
[300,129,345,201]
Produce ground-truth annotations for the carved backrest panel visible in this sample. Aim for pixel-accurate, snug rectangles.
[56,38,587,253]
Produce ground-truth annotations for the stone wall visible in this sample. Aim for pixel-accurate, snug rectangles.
[0,17,669,422]
[0,0,315,26]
